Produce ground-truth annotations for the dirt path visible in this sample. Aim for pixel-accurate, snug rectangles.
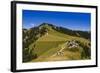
[51,42,67,57]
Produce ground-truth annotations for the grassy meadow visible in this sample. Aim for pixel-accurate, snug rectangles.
[22,23,91,62]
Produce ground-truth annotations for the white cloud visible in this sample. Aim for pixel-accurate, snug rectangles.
[30,23,35,27]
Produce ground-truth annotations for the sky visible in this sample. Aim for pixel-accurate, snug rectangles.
[22,10,91,31]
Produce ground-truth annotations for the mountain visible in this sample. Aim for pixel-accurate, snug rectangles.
[22,23,91,62]
[37,23,90,39]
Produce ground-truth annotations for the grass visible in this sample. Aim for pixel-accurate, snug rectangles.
[26,27,91,62]
[33,41,65,56]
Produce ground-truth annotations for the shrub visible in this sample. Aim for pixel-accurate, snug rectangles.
[23,47,38,62]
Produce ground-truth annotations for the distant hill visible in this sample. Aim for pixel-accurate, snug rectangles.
[22,23,91,62]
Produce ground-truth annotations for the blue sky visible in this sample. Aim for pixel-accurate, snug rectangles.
[22,10,91,31]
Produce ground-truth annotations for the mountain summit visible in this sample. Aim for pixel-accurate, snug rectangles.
[38,23,90,39]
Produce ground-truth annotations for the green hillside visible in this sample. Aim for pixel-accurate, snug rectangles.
[22,23,91,62]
